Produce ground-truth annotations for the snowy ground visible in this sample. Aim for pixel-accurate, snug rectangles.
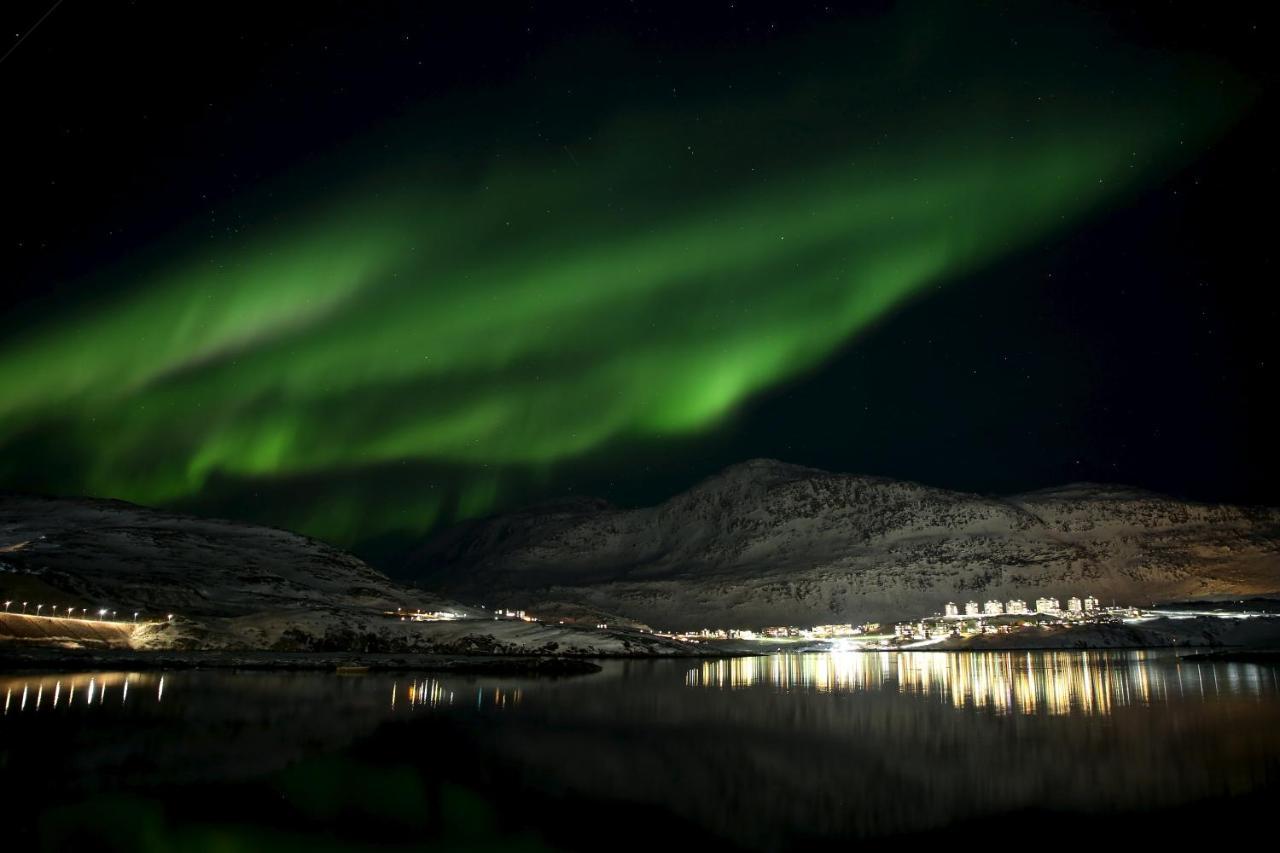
[930,615,1280,650]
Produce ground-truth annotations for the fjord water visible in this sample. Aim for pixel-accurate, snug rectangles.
[2,651,1278,850]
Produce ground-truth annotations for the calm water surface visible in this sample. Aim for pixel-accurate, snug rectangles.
[2,650,1278,850]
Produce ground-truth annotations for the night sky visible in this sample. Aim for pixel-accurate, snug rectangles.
[1,1,1274,557]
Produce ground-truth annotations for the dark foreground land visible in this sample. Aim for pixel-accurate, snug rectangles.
[0,647,603,675]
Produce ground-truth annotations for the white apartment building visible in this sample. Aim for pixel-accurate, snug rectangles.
[1035,597,1060,614]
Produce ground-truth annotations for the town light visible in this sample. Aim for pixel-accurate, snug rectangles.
[21,602,27,614]
[133,612,139,622]
[35,604,43,615]
[167,614,174,621]
[3,601,10,612]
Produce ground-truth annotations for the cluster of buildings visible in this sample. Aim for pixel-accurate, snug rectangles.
[894,594,1139,642]
[391,606,544,623]
[762,622,881,640]
[492,607,536,622]
[390,594,1144,650]
[656,622,882,643]
[652,597,1136,646]
[941,595,1100,619]
[391,608,466,622]
[661,627,760,641]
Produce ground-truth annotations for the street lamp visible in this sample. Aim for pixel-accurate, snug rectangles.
[21,601,27,614]
[35,604,43,616]
[133,612,139,623]
[167,614,174,621]
[98,609,107,619]
[3,601,10,612]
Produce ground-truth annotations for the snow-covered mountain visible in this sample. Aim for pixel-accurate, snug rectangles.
[0,495,690,655]
[0,494,450,619]
[403,459,1280,629]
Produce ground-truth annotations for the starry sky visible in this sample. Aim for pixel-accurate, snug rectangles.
[0,1,1274,557]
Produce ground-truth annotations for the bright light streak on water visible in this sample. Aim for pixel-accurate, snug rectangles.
[396,678,507,711]
[684,651,1280,716]
[0,674,155,715]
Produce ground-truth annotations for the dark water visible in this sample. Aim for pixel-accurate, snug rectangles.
[2,651,1278,850]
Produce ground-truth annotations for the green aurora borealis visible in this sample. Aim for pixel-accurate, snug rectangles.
[0,7,1247,544]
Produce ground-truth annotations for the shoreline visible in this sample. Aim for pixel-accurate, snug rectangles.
[0,648,609,675]
[4,642,1279,675]
[920,642,1242,653]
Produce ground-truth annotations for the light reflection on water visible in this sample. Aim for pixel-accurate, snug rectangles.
[3,653,1274,721]
[0,652,1277,847]
[393,678,522,710]
[0,671,529,717]
[685,651,1278,715]
[2,672,163,714]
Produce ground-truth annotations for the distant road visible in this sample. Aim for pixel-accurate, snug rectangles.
[0,612,137,648]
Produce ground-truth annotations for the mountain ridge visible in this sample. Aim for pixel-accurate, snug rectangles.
[401,459,1280,629]
[0,494,692,655]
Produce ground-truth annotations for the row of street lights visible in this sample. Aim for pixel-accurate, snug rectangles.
[2,600,174,623]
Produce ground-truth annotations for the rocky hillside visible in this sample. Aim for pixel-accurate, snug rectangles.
[403,460,1280,629]
[0,494,692,655]
[0,494,455,619]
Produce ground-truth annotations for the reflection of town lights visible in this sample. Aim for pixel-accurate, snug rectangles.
[681,650,1165,717]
